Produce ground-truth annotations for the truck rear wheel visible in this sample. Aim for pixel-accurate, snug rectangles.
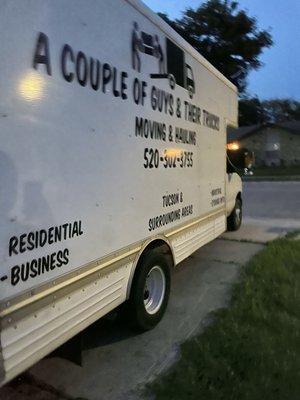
[128,248,171,331]
[227,197,242,231]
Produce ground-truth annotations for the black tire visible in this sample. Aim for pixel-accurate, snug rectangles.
[227,197,242,231]
[127,248,171,331]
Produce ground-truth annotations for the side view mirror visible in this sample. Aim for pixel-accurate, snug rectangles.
[227,147,255,175]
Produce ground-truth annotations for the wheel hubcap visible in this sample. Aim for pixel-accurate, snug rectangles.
[144,266,166,315]
[235,207,241,223]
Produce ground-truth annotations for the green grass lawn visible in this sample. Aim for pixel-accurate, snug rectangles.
[148,234,300,400]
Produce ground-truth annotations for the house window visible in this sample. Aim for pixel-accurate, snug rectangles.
[264,131,281,166]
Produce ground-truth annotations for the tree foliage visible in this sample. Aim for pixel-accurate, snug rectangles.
[158,0,273,92]
[238,97,266,126]
[239,98,300,126]
[262,99,300,123]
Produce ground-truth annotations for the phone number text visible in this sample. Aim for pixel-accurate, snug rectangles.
[144,148,194,169]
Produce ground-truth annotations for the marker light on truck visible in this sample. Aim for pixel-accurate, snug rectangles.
[165,148,182,158]
[19,71,45,101]
[227,142,240,151]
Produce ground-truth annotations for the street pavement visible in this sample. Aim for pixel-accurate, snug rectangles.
[224,181,300,243]
[244,181,300,221]
[1,181,299,400]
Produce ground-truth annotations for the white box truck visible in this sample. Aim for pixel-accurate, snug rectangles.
[0,0,244,386]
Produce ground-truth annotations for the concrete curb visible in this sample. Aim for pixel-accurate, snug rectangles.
[243,176,300,182]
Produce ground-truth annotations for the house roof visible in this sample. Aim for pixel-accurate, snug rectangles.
[228,120,300,142]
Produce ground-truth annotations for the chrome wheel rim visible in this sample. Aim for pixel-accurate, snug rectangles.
[144,266,166,315]
[235,206,241,224]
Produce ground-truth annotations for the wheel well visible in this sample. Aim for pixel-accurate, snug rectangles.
[126,239,174,299]
[142,239,172,255]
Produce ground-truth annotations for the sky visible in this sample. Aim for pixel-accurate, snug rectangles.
[143,0,300,100]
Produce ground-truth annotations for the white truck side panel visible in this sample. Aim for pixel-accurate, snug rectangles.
[1,261,132,383]
[0,0,238,384]
[0,0,237,301]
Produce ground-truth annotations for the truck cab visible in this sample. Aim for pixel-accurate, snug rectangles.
[226,145,254,230]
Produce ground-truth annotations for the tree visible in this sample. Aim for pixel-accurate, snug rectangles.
[262,98,300,123]
[238,97,300,125]
[238,97,266,126]
[159,0,273,93]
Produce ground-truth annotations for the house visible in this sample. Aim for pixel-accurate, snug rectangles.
[227,121,300,166]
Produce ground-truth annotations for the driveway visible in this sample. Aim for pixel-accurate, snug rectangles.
[1,181,299,400]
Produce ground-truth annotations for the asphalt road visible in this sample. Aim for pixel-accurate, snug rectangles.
[1,181,299,400]
[224,181,300,244]
[243,181,300,221]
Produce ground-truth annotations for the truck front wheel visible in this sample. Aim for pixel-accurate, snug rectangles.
[128,249,171,331]
[227,197,242,231]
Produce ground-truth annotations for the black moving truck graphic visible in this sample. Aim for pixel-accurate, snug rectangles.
[166,38,195,99]
[145,36,196,98]
[132,23,195,98]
